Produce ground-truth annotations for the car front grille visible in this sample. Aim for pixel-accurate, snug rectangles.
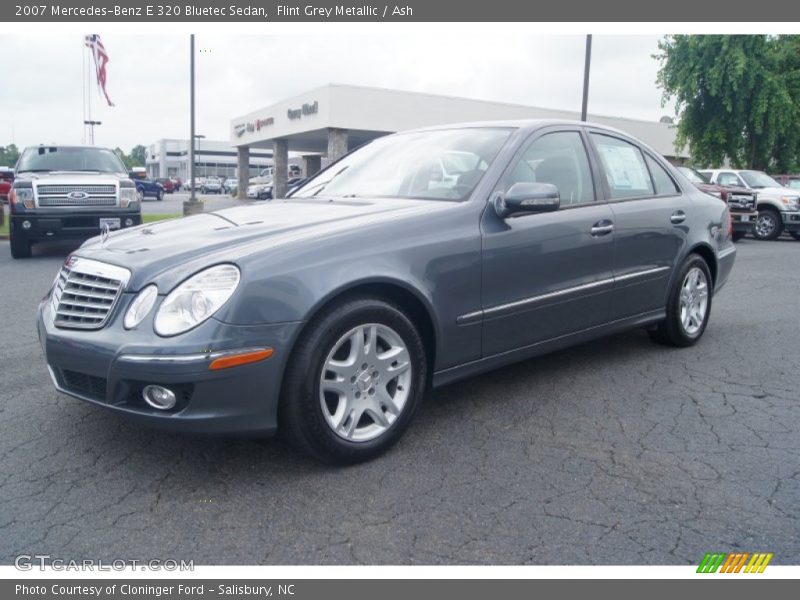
[38,197,117,207]
[37,184,116,195]
[36,184,118,208]
[52,258,130,330]
[728,194,756,210]
[59,369,108,402]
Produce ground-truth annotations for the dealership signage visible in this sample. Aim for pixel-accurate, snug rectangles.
[287,101,319,120]
[234,117,274,137]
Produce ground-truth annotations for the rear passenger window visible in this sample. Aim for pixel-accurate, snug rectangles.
[591,134,654,199]
[645,155,679,195]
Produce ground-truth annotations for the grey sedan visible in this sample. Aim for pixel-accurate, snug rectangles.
[37,120,736,464]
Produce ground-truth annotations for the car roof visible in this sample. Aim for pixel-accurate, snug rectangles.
[408,118,638,138]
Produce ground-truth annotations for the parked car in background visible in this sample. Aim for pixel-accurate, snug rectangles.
[699,169,800,240]
[772,174,800,190]
[156,178,175,193]
[202,176,222,194]
[223,178,238,195]
[36,121,735,463]
[170,176,182,191]
[677,167,756,241]
[130,174,164,202]
[247,181,272,199]
[0,167,14,203]
[189,177,205,191]
[9,145,141,258]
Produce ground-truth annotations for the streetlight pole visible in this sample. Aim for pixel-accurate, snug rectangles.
[184,34,203,216]
[581,34,592,122]
[83,120,102,145]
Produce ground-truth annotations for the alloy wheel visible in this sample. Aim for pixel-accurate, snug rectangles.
[319,323,412,442]
[679,267,709,336]
[754,213,777,239]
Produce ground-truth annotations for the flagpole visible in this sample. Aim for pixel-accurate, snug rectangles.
[81,37,86,144]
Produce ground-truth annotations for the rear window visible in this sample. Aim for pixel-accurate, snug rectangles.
[17,147,126,174]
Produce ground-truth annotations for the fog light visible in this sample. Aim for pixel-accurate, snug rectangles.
[142,385,177,410]
[124,218,134,227]
[22,220,32,230]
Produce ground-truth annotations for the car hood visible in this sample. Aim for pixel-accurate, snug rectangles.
[749,186,799,198]
[75,197,449,289]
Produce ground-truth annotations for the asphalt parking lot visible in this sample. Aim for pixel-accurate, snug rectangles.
[0,234,798,565]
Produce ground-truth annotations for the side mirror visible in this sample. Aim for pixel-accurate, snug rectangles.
[493,182,560,218]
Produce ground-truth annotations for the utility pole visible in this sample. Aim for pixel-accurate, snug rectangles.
[581,34,592,122]
[184,33,203,215]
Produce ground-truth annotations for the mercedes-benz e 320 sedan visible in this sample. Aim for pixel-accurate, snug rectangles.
[38,121,736,464]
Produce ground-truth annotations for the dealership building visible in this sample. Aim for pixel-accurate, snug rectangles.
[230,83,687,197]
[145,138,274,181]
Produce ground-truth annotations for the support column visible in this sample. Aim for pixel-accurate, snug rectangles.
[301,155,322,178]
[236,145,250,199]
[327,128,349,163]
[273,138,289,199]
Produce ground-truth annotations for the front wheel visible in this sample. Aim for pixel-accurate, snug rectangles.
[753,208,783,240]
[648,254,713,347]
[280,296,428,464]
[9,229,32,259]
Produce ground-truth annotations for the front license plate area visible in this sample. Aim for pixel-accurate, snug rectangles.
[99,218,121,230]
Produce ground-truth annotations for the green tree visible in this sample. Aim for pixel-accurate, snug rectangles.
[0,144,20,167]
[657,35,800,171]
[129,144,146,167]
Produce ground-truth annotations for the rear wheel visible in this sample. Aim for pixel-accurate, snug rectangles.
[753,208,783,240]
[649,254,712,347]
[9,229,32,259]
[156,190,163,202]
[280,296,428,464]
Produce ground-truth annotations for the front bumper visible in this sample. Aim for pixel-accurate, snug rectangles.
[781,210,800,232]
[37,295,302,435]
[12,212,141,242]
[731,211,756,232]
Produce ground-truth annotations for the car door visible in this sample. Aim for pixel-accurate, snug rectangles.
[479,128,615,357]
[586,131,688,320]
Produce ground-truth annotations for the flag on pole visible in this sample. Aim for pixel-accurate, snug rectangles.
[84,34,114,107]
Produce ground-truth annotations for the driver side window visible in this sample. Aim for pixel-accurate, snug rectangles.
[505,131,595,207]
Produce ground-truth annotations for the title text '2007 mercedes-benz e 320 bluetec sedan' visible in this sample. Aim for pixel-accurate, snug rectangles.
[38,121,736,464]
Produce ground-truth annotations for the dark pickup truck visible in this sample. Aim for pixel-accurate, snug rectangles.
[8,145,142,258]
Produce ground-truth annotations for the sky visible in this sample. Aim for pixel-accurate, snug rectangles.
[0,33,674,152]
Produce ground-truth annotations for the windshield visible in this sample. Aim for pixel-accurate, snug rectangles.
[17,146,127,174]
[678,167,708,184]
[292,128,512,201]
[740,170,781,188]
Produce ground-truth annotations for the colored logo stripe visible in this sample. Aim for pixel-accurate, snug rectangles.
[697,552,773,573]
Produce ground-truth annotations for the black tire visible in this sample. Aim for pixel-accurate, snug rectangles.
[648,254,713,347]
[156,190,163,202]
[753,207,783,240]
[9,230,32,259]
[732,231,746,242]
[279,295,428,465]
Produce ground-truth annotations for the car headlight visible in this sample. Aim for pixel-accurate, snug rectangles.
[119,185,138,209]
[154,265,241,336]
[780,196,799,210]
[10,186,34,209]
[124,285,158,329]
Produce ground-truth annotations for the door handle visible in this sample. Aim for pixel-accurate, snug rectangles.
[670,210,686,224]
[590,220,614,236]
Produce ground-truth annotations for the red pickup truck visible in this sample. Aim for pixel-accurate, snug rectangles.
[677,167,757,241]
[0,168,13,203]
